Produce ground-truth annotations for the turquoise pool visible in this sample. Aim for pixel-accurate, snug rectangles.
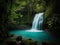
[9,30,57,43]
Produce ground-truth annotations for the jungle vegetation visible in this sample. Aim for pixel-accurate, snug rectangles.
[0,0,60,43]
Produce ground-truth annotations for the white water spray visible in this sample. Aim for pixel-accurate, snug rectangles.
[27,13,44,32]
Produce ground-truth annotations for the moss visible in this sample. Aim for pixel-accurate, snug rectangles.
[45,5,53,18]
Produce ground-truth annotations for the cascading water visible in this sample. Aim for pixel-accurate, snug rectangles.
[32,13,44,30]
[27,13,44,32]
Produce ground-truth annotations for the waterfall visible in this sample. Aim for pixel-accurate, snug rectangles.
[32,13,44,30]
[27,13,44,32]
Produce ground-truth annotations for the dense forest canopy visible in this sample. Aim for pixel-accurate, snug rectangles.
[8,0,46,25]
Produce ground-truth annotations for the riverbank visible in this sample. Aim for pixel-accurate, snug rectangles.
[1,34,56,45]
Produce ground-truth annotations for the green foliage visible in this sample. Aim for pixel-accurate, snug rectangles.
[44,0,56,29]
[8,0,46,25]
[45,5,53,18]
[34,0,46,12]
[15,0,27,10]
[8,0,27,25]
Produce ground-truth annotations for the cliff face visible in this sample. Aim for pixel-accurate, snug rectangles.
[0,0,9,42]
[44,0,60,40]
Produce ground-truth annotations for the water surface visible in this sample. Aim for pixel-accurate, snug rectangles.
[9,30,56,43]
